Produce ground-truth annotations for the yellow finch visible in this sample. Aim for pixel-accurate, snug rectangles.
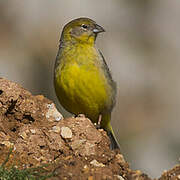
[54,17,119,149]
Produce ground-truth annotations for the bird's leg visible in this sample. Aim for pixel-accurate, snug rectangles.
[98,114,102,125]
[94,114,102,129]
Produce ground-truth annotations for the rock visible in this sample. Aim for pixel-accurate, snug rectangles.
[52,126,61,133]
[90,159,105,167]
[0,78,177,180]
[60,126,72,139]
[46,103,63,122]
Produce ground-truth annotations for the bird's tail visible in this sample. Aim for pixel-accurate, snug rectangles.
[101,114,120,150]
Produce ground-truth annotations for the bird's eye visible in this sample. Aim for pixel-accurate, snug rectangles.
[81,24,88,29]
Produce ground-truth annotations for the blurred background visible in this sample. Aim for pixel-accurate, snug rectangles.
[0,0,180,178]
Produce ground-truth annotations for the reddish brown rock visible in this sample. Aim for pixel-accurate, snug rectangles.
[0,78,179,180]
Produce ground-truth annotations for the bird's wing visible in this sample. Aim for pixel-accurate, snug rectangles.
[98,49,117,107]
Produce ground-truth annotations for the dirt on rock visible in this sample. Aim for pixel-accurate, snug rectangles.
[0,78,179,180]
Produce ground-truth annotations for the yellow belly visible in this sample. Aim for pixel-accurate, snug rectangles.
[54,62,112,123]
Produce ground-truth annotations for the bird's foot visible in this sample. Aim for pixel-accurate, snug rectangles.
[94,123,101,129]
[94,115,102,129]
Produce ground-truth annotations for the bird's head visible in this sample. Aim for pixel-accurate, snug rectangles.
[61,17,105,44]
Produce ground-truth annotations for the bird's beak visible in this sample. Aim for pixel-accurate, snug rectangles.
[93,24,105,33]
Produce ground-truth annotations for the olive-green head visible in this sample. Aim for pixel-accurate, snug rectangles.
[60,17,105,44]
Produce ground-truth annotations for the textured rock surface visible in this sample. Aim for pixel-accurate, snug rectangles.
[0,78,179,180]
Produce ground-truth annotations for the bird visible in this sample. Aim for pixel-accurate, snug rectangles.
[54,17,119,149]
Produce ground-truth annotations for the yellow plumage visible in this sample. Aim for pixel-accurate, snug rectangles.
[54,18,119,149]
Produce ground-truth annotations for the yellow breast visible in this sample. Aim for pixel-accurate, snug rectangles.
[54,44,113,123]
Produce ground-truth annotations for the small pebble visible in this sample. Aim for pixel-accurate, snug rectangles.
[46,103,63,121]
[90,159,105,167]
[77,114,85,118]
[30,129,36,134]
[52,126,61,133]
[20,132,27,139]
[60,127,72,139]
